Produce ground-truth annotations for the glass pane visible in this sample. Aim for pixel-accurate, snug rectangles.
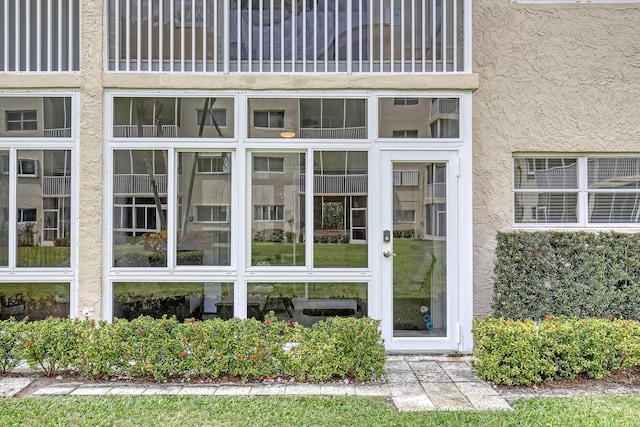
[0,150,7,266]
[247,282,367,327]
[176,152,231,266]
[113,150,168,267]
[251,152,305,266]
[589,193,640,223]
[378,98,459,139]
[16,150,71,267]
[248,98,367,139]
[588,158,640,189]
[0,282,70,320]
[0,97,72,138]
[514,158,577,190]
[514,192,578,224]
[313,151,368,268]
[393,162,447,337]
[113,282,233,321]
[113,97,234,138]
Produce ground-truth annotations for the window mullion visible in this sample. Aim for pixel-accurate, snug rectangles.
[8,148,16,269]
[579,157,589,226]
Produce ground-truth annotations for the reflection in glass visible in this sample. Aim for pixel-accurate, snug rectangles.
[313,151,367,268]
[0,150,7,266]
[0,97,72,138]
[113,97,234,138]
[113,150,168,267]
[378,98,459,139]
[16,150,71,267]
[513,158,578,224]
[113,282,233,321]
[251,152,305,266]
[588,158,640,223]
[247,282,367,327]
[176,152,231,266]
[0,283,70,320]
[248,98,367,139]
[393,162,447,337]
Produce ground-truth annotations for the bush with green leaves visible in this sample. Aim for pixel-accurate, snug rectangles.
[472,316,640,385]
[0,315,385,383]
[493,231,640,320]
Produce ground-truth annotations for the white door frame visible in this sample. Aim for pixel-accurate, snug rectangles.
[380,149,470,352]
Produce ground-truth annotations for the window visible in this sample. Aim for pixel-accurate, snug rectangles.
[392,130,419,138]
[17,208,37,223]
[7,111,37,131]
[196,155,228,174]
[254,205,284,221]
[18,159,38,177]
[514,156,640,225]
[195,205,229,223]
[196,109,227,128]
[254,111,285,129]
[394,170,419,186]
[394,98,419,106]
[253,157,284,173]
[394,210,416,223]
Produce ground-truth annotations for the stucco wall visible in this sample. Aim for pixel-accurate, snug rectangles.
[472,1,640,316]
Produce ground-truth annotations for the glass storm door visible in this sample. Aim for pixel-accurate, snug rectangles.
[381,151,459,351]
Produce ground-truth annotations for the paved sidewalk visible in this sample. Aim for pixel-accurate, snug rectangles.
[0,355,511,412]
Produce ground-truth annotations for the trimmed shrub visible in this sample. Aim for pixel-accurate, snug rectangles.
[472,316,640,385]
[493,231,640,320]
[0,315,385,383]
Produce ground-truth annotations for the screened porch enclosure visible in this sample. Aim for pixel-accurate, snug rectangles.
[107,0,466,73]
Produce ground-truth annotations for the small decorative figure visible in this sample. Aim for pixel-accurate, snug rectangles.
[420,305,433,330]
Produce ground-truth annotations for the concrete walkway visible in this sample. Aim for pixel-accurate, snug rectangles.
[0,355,511,412]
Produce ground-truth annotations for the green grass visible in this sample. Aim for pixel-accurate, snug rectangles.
[0,395,638,427]
[16,246,70,267]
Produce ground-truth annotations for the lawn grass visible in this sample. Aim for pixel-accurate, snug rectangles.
[0,394,638,427]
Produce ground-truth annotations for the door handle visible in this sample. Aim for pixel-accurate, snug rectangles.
[383,250,396,258]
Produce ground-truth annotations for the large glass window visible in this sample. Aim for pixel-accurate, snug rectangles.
[0,97,72,138]
[176,151,231,267]
[113,282,233,321]
[378,97,459,139]
[313,151,368,268]
[247,282,367,326]
[248,98,367,139]
[0,282,70,321]
[251,152,305,266]
[113,97,234,138]
[514,156,640,225]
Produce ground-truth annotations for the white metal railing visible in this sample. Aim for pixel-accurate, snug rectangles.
[107,0,465,73]
[393,170,419,186]
[311,174,368,194]
[43,128,72,138]
[113,124,181,137]
[298,127,366,139]
[1,0,80,72]
[589,158,640,188]
[427,182,446,199]
[42,176,71,195]
[429,98,459,119]
[114,174,168,194]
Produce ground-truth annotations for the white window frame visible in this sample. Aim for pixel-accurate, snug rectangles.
[393,98,420,106]
[195,205,229,223]
[253,156,284,173]
[17,159,39,177]
[254,205,285,221]
[254,110,285,129]
[393,209,415,223]
[195,155,228,174]
[6,110,37,131]
[392,130,419,138]
[196,108,227,128]
[514,155,640,228]
[17,208,37,223]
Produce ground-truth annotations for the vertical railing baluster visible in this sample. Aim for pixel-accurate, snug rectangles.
[36,0,42,71]
[125,0,131,71]
[280,0,284,72]
[453,0,458,71]
[148,0,153,71]
[170,0,174,71]
[136,0,141,71]
[159,0,164,71]
[431,0,436,72]
[25,0,30,70]
[442,0,447,71]
[58,0,63,70]
[203,0,207,72]
[180,0,185,71]
[421,0,426,72]
[14,0,19,71]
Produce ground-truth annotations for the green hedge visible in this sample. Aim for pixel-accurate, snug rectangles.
[493,231,640,320]
[472,316,640,385]
[0,315,385,382]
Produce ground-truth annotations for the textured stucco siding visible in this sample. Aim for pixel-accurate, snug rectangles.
[473,1,640,316]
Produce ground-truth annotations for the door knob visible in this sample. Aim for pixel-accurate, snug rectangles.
[383,250,396,257]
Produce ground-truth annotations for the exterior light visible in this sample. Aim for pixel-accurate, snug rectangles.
[280,131,296,138]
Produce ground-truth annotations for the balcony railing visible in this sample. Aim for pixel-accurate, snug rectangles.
[42,176,71,196]
[114,174,168,195]
[429,98,459,119]
[113,124,181,137]
[107,0,465,73]
[43,128,72,138]
[298,127,366,139]
[0,0,80,72]
[300,174,368,195]
[426,182,446,199]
